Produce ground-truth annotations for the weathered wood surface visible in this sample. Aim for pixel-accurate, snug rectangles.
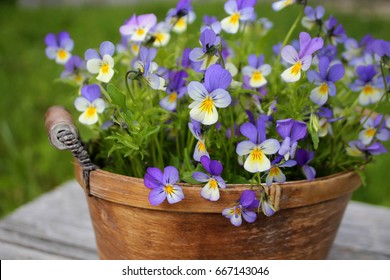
[0,181,389,260]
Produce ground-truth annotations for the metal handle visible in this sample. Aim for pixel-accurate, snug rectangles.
[45,106,96,195]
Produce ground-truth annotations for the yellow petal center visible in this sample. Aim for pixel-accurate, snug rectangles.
[101,63,110,74]
[363,85,374,95]
[291,61,302,76]
[155,33,165,43]
[131,44,140,54]
[319,83,329,95]
[199,96,214,114]
[252,71,263,81]
[175,17,186,28]
[85,106,97,118]
[165,184,175,195]
[269,167,281,177]
[209,178,218,189]
[197,141,206,152]
[57,49,68,59]
[250,148,264,162]
[168,92,178,103]
[230,12,240,24]
[366,128,376,137]
[136,28,145,36]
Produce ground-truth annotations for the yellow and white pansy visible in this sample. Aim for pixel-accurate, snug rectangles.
[74,84,106,125]
[221,0,256,34]
[85,41,115,83]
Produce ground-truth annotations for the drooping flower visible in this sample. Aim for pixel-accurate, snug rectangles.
[358,115,390,145]
[307,56,345,106]
[134,46,166,90]
[316,107,343,137]
[166,0,196,34]
[324,16,347,45]
[276,118,307,160]
[281,32,324,82]
[61,55,86,85]
[222,190,259,226]
[346,140,387,157]
[236,117,280,173]
[295,148,316,180]
[119,14,157,42]
[144,166,184,206]
[242,54,272,88]
[260,192,276,217]
[350,65,384,106]
[188,119,209,161]
[85,41,115,83]
[265,155,296,187]
[221,0,256,34]
[149,22,171,48]
[301,5,325,30]
[74,84,106,125]
[272,0,296,11]
[160,70,188,111]
[192,156,226,201]
[45,31,74,65]
[188,64,232,125]
[189,29,221,70]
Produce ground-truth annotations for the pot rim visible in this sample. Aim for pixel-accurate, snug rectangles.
[75,162,361,213]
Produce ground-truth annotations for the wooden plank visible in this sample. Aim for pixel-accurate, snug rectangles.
[0,180,389,260]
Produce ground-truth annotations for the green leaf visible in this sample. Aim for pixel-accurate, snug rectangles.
[107,83,126,108]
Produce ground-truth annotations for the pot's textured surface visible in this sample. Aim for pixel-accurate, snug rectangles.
[75,164,361,260]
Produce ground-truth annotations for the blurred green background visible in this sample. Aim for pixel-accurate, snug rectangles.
[0,0,389,218]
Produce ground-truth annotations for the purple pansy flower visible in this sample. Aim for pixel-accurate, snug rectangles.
[347,140,387,157]
[188,119,209,161]
[260,193,276,217]
[295,148,316,180]
[119,14,157,42]
[166,0,196,33]
[350,65,384,106]
[85,41,115,83]
[317,107,343,137]
[222,190,259,226]
[74,84,106,125]
[134,46,166,90]
[276,118,307,160]
[188,64,232,125]
[307,56,345,106]
[302,5,325,30]
[201,15,222,34]
[45,31,74,65]
[324,16,347,45]
[236,117,280,173]
[358,115,390,145]
[160,70,188,111]
[265,155,296,187]
[189,29,221,70]
[221,0,256,34]
[281,32,324,82]
[192,156,226,201]
[242,54,272,88]
[61,55,86,85]
[317,44,338,62]
[144,166,184,206]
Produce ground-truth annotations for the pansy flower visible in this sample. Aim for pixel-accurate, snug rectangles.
[260,192,276,217]
[301,5,325,30]
[276,118,307,160]
[166,0,196,33]
[265,155,296,187]
[192,156,226,201]
[350,65,384,106]
[358,115,390,145]
[281,32,324,82]
[324,16,347,45]
[45,31,74,65]
[295,148,316,180]
[85,41,115,83]
[119,14,157,42]
[346,140,387,157]
[188,64,232,125]
[134,46,166,90]
[236,117,280,173]
[307,56,345,106]
[160,70,188,111]
[272,0,296,11]
[144,166,184,206]
[222,190,259,226]
[150,22,171,48]
[221,0,256,34]
[242,54,272,88]
[372,39,390,58]
[258,17,273,36]
[316,107,343,137]
[189,29,221,70]
[61,55,86,85]
[74,84,106,125]
[188,119,209,161]
[201,15,222,34]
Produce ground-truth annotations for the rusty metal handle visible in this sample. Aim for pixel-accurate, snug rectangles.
[45,106,96,195]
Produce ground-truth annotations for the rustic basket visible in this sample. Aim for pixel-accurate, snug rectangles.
[46,106,361,260]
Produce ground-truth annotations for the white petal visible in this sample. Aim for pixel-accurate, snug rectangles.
[187,82,208,101]
[221,15,240,34]
[78,110,98,125]
[236,141,256,156]
[281,64,301,83]
[130,29,148,42]
[200,183,220,201]
[272,1,290,11]
[242,66,255,77]
[359,129,374,145]
[225,62,238,76]
[310,86,328,106]
[259,64,272,76]
[211,89,231,108]
[86,58,102,74]
[92,98,106,113]
[260,139,280,155]
[172,17,188,33]
[74,97,90,112]
[55,50,71,65]
[97,67,114,83]
[249,72,267,88]
[244,149,271,173]
[102,54,114,68]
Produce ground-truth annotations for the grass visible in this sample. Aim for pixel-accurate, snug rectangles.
[0,1,389,218]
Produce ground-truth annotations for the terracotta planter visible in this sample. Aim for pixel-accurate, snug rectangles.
[74,163,361,260]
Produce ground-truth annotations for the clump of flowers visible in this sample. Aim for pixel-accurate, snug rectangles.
[45,0,390,227]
